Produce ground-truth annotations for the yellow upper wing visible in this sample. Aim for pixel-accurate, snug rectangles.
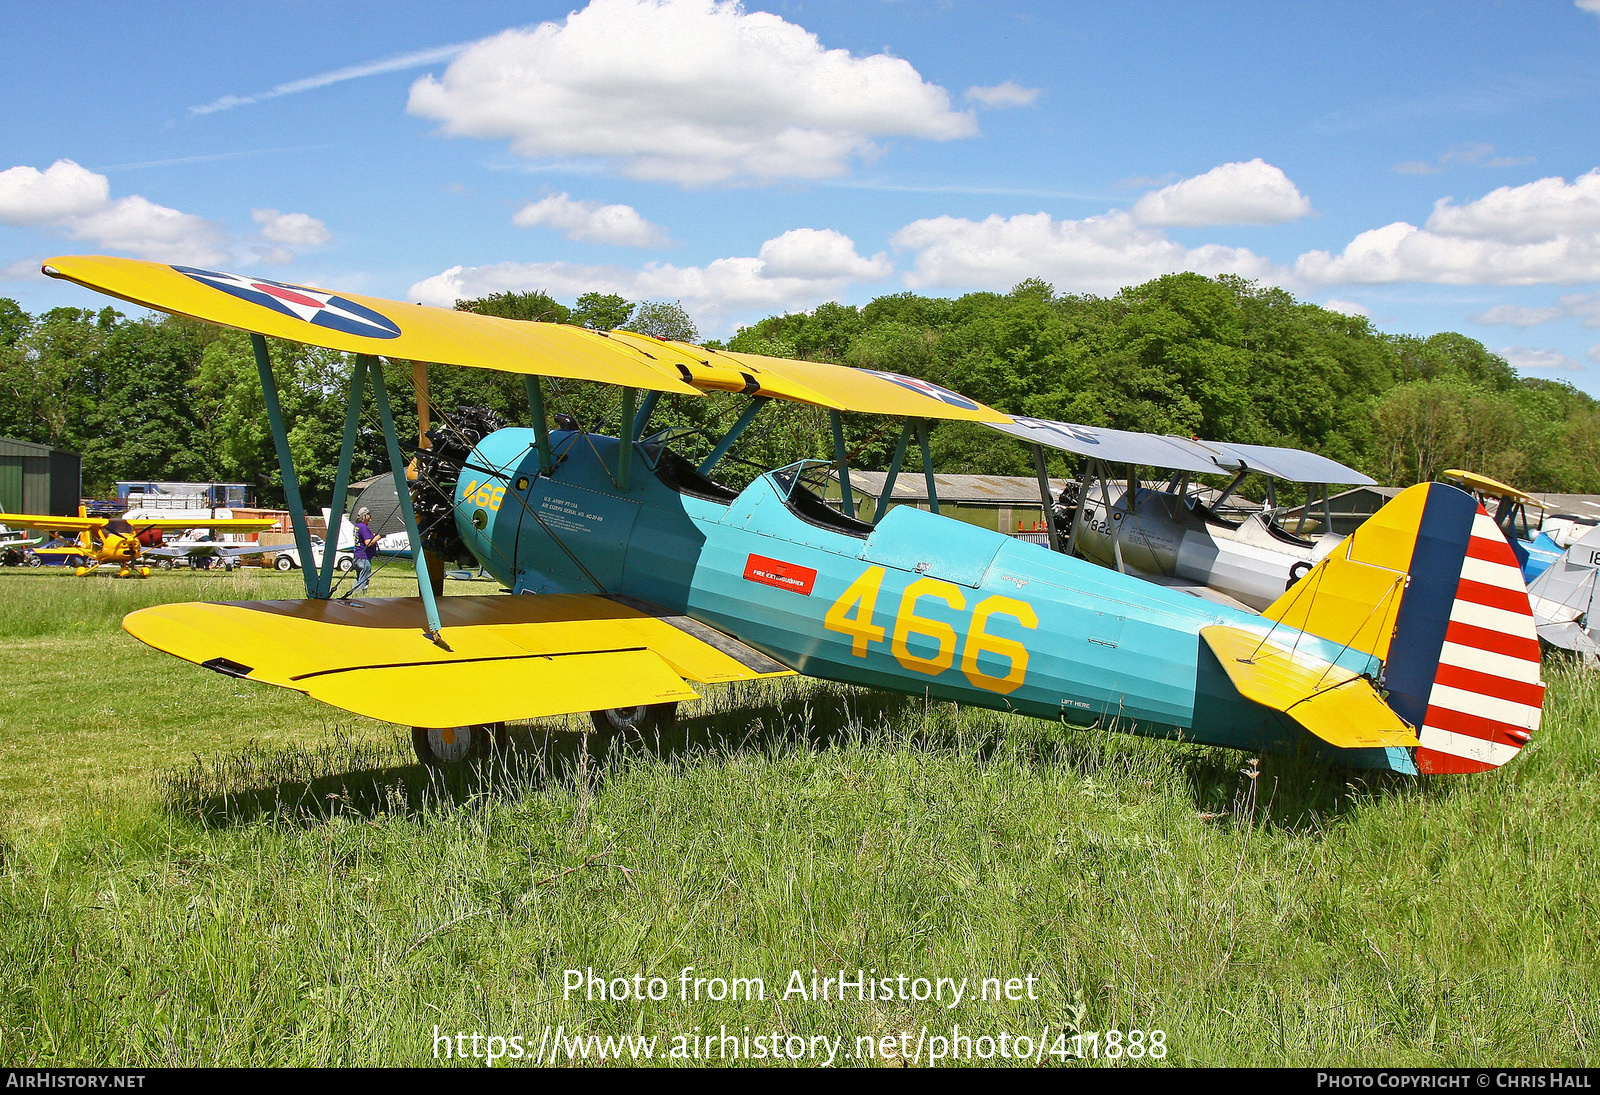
[43,256,702,396]
[123,594,793,728]
[1441,469,1542,507]
[1,515,104,534]
[43,256,1008,422]
[603,332,1011,422]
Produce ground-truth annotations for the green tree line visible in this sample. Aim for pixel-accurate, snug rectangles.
[1,274,1595,507]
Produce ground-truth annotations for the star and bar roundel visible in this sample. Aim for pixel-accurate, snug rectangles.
[861,369,981,410]
[173,266,402,340]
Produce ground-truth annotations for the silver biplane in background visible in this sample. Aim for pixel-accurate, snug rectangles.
[1526,522,1600,664]
[988,417,1376,612]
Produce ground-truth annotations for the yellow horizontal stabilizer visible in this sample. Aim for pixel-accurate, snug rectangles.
[42,256,702,396]
[1201,625,1418,751]
[123,594,793,728]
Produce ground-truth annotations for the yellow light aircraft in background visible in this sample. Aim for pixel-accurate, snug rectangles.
[2,512,276,577]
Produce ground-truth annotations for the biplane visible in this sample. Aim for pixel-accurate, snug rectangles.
[1440,470,1563,583]
[41,255,1543,775]
[0,510,276,577]
[1432,469,1600,663]
[988,417,1375,612]
[1526,522,1600,664]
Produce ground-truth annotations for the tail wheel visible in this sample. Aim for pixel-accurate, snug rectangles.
[411,723,504,766]
[589,702,678,739]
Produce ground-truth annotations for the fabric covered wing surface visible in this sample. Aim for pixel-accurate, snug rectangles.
[123,594,792,728]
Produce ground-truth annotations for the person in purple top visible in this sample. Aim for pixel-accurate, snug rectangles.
[346,506,378,598]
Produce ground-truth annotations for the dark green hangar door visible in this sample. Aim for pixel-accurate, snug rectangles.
[0,437,82,516]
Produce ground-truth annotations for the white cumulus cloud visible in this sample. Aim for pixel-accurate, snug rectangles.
[1500,345,1584,372]
[1423,168,1600,243]
[1472,303,1565,327]
[1294,220,1600,286]
[0,159,228,265]
[1130,159,1312,227]
[1579,1,1600,18]
[252,208,332,248]
[408,227,892,331]
[0,160,110,225]
[757,228,890,279]
[890,209,1280,295]
[1473,291,1600,329]
[512,193,670,247]
[406,0,977,185]
[1323,298,1370,318]
[964,81,1040,108]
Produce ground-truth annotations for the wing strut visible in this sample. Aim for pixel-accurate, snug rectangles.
[251,334,318,598]
[367,356,445,643]
[318,355,367,599]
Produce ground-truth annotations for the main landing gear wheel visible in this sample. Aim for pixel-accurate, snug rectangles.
[274,554,295,571]
[411,723,505,766]
[588,702,678,739]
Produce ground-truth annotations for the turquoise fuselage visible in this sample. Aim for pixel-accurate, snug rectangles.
[458,429,1404,767]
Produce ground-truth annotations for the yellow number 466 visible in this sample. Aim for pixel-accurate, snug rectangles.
[823,567,1037,695]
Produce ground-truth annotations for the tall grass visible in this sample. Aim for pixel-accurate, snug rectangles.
[0,569,1596,1066]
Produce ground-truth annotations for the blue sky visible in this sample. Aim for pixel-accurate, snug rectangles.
[5,0,1600,392]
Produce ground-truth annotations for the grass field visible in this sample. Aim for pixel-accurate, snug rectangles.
[1,565,1596,1067]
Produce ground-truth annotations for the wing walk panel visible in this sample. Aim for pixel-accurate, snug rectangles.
[123,594,792,728]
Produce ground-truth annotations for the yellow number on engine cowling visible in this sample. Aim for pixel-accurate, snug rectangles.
[892,577,965,675]
[462,479,505,511]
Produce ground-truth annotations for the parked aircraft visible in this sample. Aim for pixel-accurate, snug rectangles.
[1439,470,1563,582]
[1,511,275,577]
[1525,523,1600,664]
[988,417,1375,612]
[43,254,1542,775]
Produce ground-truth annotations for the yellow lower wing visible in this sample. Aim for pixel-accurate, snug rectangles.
[1201,625,1419,751]
[123,594,793,728]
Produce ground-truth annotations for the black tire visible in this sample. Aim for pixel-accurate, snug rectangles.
[157,558,173,570]
[274,554,295,571]
[588,702,678,739]
[411,723,501,766]
[336,556,354,574]
[24,554,41,568]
